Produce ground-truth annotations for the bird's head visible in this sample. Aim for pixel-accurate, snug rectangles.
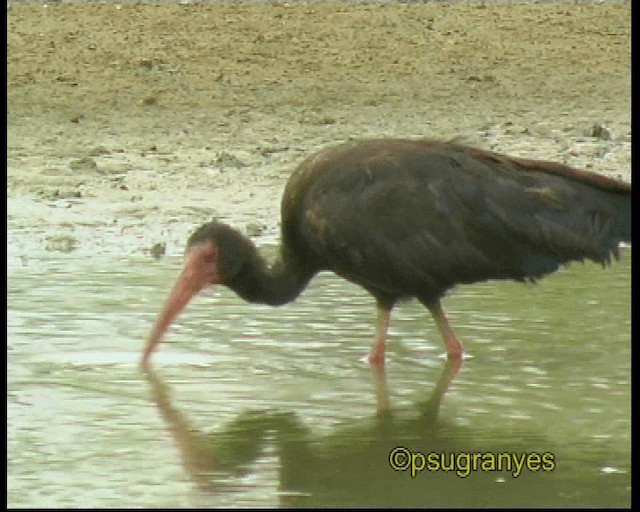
[142,221,253,368]
[185,221,255,286]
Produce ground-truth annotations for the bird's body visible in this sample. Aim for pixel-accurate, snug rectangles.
[280,139,629,304]
[142,139,630,369]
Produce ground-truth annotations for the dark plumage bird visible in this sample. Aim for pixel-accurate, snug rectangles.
[142,139,631,369]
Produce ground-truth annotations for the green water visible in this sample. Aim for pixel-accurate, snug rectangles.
[7,246,630,507]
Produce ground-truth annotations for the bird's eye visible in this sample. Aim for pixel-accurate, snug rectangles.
[202,243,218,265]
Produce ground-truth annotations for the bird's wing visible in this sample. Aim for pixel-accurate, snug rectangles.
[299,144,629,300]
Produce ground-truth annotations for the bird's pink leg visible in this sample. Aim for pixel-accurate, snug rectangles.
[369,364,391,412]
[427,300,463,359]
[369,305,390,365]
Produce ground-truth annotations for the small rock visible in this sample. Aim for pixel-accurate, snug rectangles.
[142,96,158,106]
[45,234,77,253]
[259,146,289,157]
[465,74,496,84]
[139,58,154,70]
[37,188,82,200]
[314,115,336,126]
[590,123,612,140]
[149,242,166,260]
[214,151,246,168]
[246,222,265,237]
[69,157,98,173]
[88,146,110,156]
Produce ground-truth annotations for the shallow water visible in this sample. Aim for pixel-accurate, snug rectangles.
[7,245,630,507]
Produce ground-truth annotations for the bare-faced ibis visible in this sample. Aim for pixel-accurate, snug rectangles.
[142,139,631,370]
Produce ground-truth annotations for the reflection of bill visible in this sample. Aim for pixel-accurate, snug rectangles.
[389,447,556,478]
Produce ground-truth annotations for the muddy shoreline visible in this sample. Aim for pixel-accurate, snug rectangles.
[8,2,630,259]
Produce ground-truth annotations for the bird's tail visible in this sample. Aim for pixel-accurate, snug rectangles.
[615,191,631,244]
[507,155,631,252]
[536,181,630,268]
[483,169,631,280]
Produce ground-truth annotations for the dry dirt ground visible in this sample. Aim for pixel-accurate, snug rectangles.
[7,1,631,259]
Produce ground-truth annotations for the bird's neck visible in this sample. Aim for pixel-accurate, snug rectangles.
[226,245,315,306]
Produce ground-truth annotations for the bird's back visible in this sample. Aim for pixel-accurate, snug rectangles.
[280,139,630,303]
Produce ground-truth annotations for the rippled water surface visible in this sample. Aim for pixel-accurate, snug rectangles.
[7,246,631,507]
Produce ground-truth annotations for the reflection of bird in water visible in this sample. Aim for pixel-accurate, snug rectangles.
[143,358,459,501]
[142,359,624,507]
[143,139,630,377]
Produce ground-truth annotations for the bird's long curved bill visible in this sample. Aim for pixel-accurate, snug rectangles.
[142,246,213,366]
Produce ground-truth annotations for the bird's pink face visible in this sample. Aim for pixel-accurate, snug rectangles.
[142,241,220,368]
